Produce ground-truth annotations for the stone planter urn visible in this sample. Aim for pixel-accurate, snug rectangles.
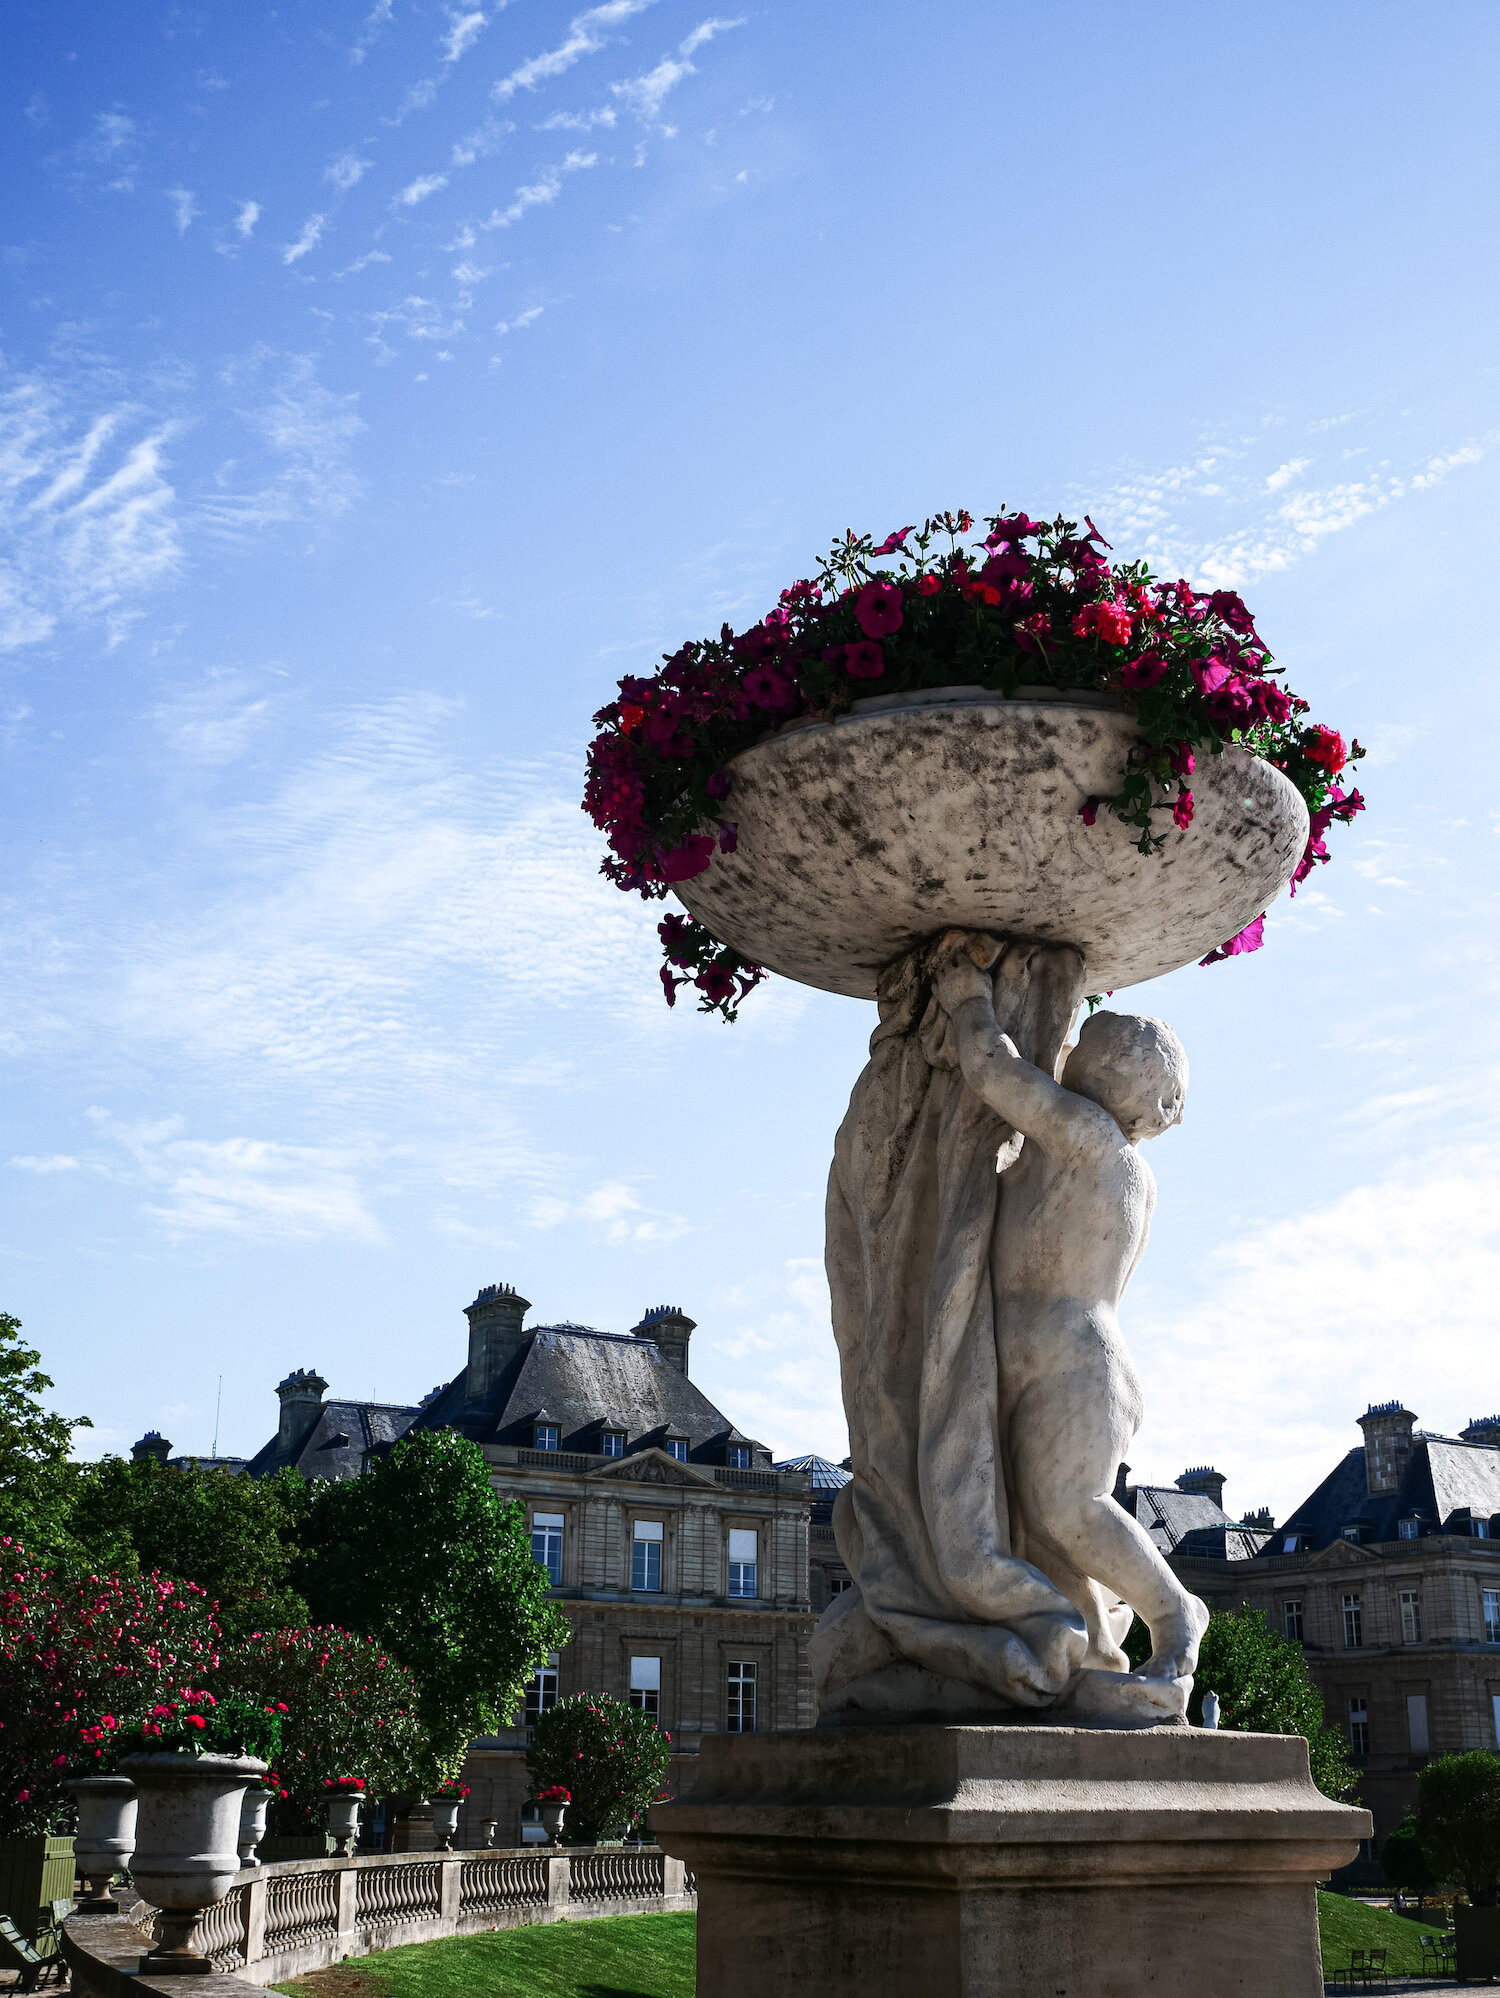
[324,1791,363,1857]
[67,1774,138,1912]
[431,1800,461,1851]
[480,1817,498,1848]
[120,1751,265,1976]
[540,1801,567,1846]
[237,1785,275,1868]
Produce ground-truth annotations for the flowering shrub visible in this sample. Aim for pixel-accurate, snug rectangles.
[582,510,1365,1018]
[322,1775,366,1793]
[220,1626,434,1832]
[131,1688,282,1761]
[526,1694,671,1845]
[430,1778,469,1800]
[0,1542,223,1834]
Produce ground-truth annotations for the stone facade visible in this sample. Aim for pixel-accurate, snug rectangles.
[1162,1401,1500,1878]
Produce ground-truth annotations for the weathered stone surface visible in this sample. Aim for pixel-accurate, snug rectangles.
[675,691,1308,995]
[651,1723,1371,1998]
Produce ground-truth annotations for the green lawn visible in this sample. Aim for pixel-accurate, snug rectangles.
[1316,1890,1445,1977]
[271,1911,696,1998]
[271,1895,1444,1995]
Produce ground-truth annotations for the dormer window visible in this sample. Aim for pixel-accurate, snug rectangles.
[535,1423,559,1452]
[728,1444,751,1470]
[665,1437,688,1462]
[1476,1518,1492,1539]
[1342,1526,1361,1543]
[1281,1534,1301,1554]
[600,1430,624,1459]
[1398,1517,1420,1540]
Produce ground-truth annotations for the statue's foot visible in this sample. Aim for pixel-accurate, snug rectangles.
[1056,1666,1192,1729]
[1141,1594,1211,1683]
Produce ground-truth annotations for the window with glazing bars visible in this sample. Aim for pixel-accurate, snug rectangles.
[632,1519,663,1592]
[1342,1594,1363,1649]
[727,1660,757,1733]
[535,1424,559,1451]
[1484,1588,1500,1645]
[728,1444,751,1469]
[531,1512,563,1587]
[600,1430,624,1457]
[629,1655,661,1718]
[728,1528,758,1598]
[665,1437,688,1462]
[1400,1590,1421,1644]
[1348,1696,1369,1758]
[1283,1598,1304,1642]
[524,1650,559,1724]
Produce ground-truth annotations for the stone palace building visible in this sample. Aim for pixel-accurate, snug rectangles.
[198,1281,851,1846]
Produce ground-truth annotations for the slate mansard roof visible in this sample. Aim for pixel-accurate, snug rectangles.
[1277,1435,1500,1550]
[245,1398,422,1482]
[1120,1483,1235,1556]
[409,1322,774,1467]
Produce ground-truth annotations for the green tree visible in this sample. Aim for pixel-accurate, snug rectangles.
[1416,1751,1500,1907]
[295,1429,568,1771]
[66,1455,309,1642]
[1125,1603,1358,1801]
[526,1695,672,1846]
[1381,1813,1438,1902]
[0,1312,88,1569]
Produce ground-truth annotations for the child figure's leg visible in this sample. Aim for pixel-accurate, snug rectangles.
[1008,1363,1209,1682]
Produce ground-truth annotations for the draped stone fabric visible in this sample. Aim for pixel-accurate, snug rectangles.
[810,940,1091,1717]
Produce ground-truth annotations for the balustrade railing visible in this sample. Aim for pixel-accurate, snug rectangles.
[459,1851,548,1913]
[264,1864,341,1954]
[570,1849,666,1903]
[356,1857,441,1929]
[195,1884,250,1971]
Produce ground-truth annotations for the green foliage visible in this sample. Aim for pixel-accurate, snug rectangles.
[220,1626,434,1832]
[525,1693,672,1847]
[0,1313,88,1571]
[129,1689,284,1762]
[268,1910,696,1998]
[1191,1603,1360,1801]
[1316,1890,1432,1976]
[0,1550,223,1834]
[66,1456,309,1642]
[1381,1813,1438,1894]
[296,1429,568,1770]
[1417,1751,1500,1907]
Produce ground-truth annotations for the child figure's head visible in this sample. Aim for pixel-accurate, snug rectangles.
[1063,1010,1188,1142]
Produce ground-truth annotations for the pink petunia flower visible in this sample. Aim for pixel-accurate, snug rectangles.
[854,580,904,639]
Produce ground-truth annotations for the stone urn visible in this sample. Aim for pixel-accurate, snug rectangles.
[238,1785,275,1868]
[67,1773,138,1912]
[480,1817,498,1848]
[674,688,1308,995]
[325,1790,363,1857]
[431,1799,461,1851]
[540,1801,568,1846]
[120,1751,266,1975]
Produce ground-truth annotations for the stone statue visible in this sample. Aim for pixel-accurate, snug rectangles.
[811,928,1209,1727]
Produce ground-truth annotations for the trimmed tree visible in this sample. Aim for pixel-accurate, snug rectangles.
[296,1429,568,1773]
[1381,1813,1438,1902]
[218,1625,434,1832]
[1416,1751,1500,1907]
[526,1694,672,1845]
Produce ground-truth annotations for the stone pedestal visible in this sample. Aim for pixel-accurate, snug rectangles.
[651,1724,1370,1998]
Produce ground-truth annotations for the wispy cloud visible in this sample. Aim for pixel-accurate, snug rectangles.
[495,306,544,334]
[397,173,449,207]
[350,0,393,66]
[325,153,371,191]
[0,370,182,649]
[334,248,393,279]
[202,351,365,535]
[479,151,596,230]
[611,16,743,122]
[537,106,617,131]
[9,1154,81,1174]
[167,187,199,235]
[529,1179,688,1245]
[494,0,654,102]
[442,8,488,62]
[235,200,260,239]
[151,670,271,766]
[282,213,325,265]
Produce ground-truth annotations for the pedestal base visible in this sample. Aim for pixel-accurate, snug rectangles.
[651,1724,1370,1998]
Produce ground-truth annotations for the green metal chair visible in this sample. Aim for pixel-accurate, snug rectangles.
[1419,1932,1444,1972]
[0,1912,64,1991]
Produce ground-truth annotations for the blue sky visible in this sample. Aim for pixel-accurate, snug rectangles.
[2,0,1497,1524]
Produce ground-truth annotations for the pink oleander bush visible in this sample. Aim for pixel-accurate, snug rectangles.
[582,509,1366,1019]
[0,1539,223,1834]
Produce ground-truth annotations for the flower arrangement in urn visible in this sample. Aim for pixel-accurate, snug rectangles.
[323,1774,365,1855]
[429,1777,468,1850]
[582,509,1365,1018]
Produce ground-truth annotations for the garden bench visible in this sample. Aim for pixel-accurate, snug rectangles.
[0,1913,65,1992]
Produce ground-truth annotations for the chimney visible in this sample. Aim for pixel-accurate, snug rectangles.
[1112,1463,1131,1505]
[276,1368,328,1457]
[632,1305,695,1376]
[1176,1466,1226,1510]
[465,1283,531,1400]
[1358,1401,1416,1495]
[1461,1414,1500,1449]
[131,1431,171,1465]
